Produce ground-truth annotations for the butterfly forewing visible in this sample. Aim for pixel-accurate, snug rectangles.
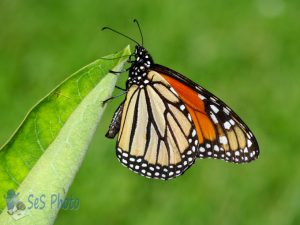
[116,71,198,180]
[153,64,259,164]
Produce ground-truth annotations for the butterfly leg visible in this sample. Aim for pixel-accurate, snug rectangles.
[102,91,128,105]
[109,67,130,75]
[115,86,126,91]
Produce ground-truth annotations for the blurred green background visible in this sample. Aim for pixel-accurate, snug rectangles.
[0,0,299,224]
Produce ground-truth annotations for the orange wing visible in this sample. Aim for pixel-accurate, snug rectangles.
[163,75,216,145]
[161,73,259,163]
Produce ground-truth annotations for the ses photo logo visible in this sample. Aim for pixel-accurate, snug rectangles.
[4,189,80,220]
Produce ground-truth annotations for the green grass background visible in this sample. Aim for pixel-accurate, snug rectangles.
[0,0,299,224]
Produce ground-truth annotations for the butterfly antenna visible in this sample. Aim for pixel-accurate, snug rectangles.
[133,19,144,46]
[102,27,140,46]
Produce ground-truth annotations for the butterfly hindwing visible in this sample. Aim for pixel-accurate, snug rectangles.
[115,71,198,180]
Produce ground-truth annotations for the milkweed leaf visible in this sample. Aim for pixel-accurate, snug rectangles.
[0,46,130,224]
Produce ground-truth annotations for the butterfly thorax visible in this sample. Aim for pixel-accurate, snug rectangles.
[127,45,154,88]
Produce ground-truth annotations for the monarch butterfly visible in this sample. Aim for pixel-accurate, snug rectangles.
[104,20,259,180]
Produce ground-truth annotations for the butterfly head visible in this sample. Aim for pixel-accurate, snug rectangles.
[127,45,154,87]
[133,45,153,67]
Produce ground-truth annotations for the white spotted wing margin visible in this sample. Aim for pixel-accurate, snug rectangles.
[115,72,198,180]
[197,89,259,164]
[152,64,260,164]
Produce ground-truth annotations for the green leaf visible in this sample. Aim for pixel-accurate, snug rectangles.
[0,46,130,224]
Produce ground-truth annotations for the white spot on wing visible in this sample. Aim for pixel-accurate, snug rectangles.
[170,87,177,95]
[224,121,231,130]
[196,86,203,91]
[210,105,219,113]
[198,94,206,100]
[214,145,219,151]
[219,136,228,145]
[210,97,217,102]
[210,113,218,124]
[192,129,196,137]
[229,119,235,125]
[247,139,253,147]
[223,107,230,115]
